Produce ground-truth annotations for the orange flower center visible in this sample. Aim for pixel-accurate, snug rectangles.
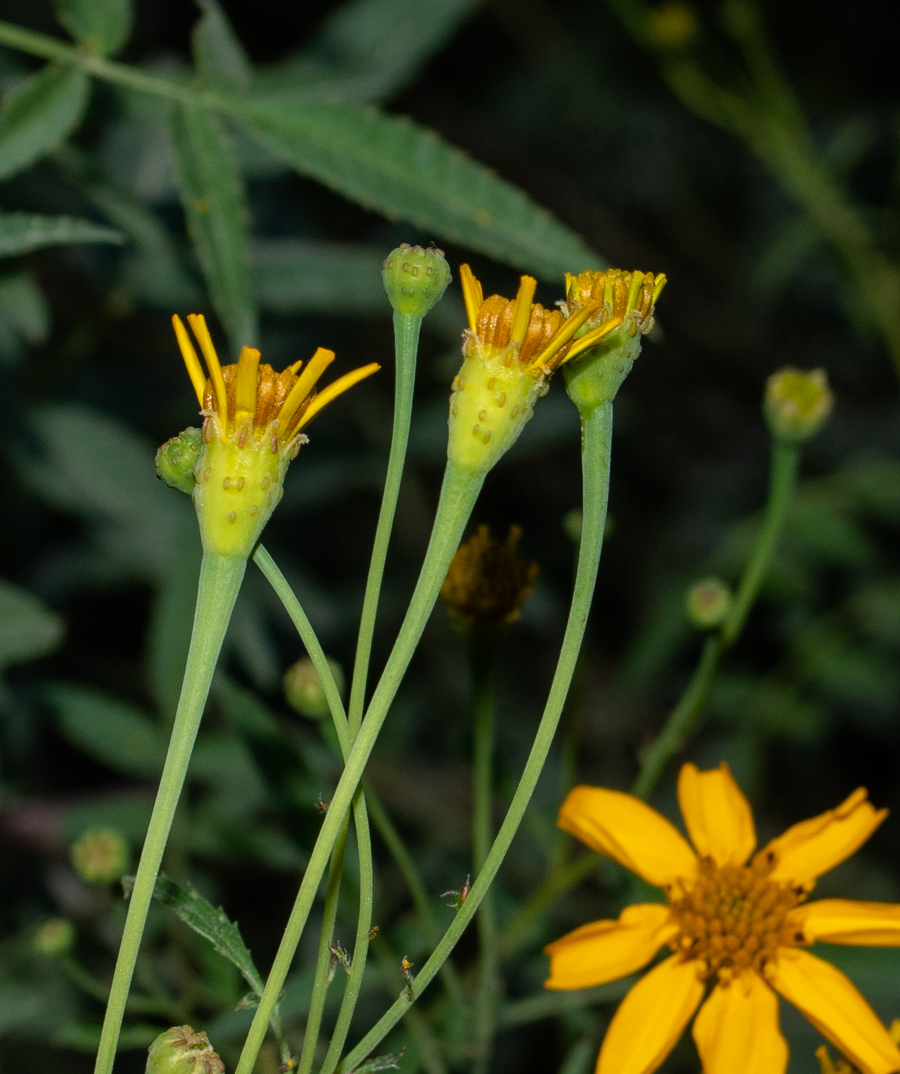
[466,294,570,369]
[667,855,807,981]
[203,361,313,437]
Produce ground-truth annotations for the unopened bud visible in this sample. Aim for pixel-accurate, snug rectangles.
[764,367,833,443]
[284,656,344,719]
[686,577,732,629]
[382,244,451,317]
[155,427,202,494]
[71,827,130,885]
[34,917,76,957]
[146,1026,224,1074]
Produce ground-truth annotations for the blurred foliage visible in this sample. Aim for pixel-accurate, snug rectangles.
[2,0,900,1072]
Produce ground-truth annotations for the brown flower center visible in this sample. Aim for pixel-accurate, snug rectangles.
[466,294,568,368]
[202,362,314,437]
[667,855,807,981]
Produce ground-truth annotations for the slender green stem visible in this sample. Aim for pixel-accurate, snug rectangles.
[631,439,800,799]
[348,311,421,738]
[94,552,245,1074]
[469,641,499,1073]
[234,460,484,1074]
[339,401,614,1071]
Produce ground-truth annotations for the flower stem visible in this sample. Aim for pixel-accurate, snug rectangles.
[93,552,245,1074]
[348,311,421,739]
[339,400,614,1071]
[631,438,800,799]
[234,460,484,1074]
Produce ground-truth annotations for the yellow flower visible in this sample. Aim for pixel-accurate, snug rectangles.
[171,313,378,557]
[546,763,900,1074]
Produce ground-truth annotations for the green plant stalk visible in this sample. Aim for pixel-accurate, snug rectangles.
[348,311,421,739]
[234,460,484,1074]
[469,640,500,1074]
[631,438,800,799]
[93,552,245,1074]
[339,401,614,1071]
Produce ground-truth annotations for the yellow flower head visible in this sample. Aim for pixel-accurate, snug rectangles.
[440,524,539,636]
[546,763,900,1074]
[447,266,623,473]
[171,314,378,557]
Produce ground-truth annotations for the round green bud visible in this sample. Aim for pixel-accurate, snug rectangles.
[382,244,451,317]
[763,367,834,443]
[70,827,130,885]
[284,656,344,720]
[146,1026,224,1074]
[34,917,76,957]
[156,427,202,494]
[686,577,732,630]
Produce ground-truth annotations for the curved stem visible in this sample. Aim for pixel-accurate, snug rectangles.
[339,401,613,1071]
[348,311,421,738]
[234,460,484,1074]
[94,552,245,1074]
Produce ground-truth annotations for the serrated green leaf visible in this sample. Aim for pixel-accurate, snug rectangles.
[192,0,253,92]
[251,240,386,314]
[253,0,481,105]
[0,64,89,181]
[0,579,64,673]
[53,0,133,57]
[49,684,164,777]
[149,873,264,995]
[232,101,604,281]
[170,103,256,350]
[0,212,124,258]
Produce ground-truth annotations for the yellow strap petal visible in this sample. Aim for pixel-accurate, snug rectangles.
[596,955,704,1074]
[277,347,335,433]
[792,899,900,946]
[171,314,207,406]
[558,785,697,888]
[294,362,380,431]
[677,762,756,865]
[771,948,900,1074]
[692,975,787,1074]
[509,275,537,349]
[761,788,887,884]
[544,904,675,991]
[459,264,483,333]
[187,313,228,423]
[234,345,261,426]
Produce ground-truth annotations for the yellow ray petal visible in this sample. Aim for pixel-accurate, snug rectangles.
[294,362,380,431]
[791,899,900,946]
[677,762,756,866]
[761,788,887,884]
[771,948,900,1074]
[234,346,261,426]
[545,904,675,991]
[277,347,335,434]
[692,975,788,1074]
[172,314,207,406]
[596,954,704,1074]
[459,264,483,333]
[528,303,598,373]
[187,313,228,422]
[558,785,697,888]
[562,313,624,364]
[509,275,538,349]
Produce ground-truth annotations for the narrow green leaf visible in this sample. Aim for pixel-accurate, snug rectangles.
[0,579,64,674]
[53,0,133,57]
[233,101,604,281]
[251,239,386,314]
[0,64,89,181]
[349,1052,406,1074]
[0,212,123,258]
[148,873,264,995]
[49,684,164,778]
[192,0,253,93]
[170,103,256,350]
[0,271,50,344]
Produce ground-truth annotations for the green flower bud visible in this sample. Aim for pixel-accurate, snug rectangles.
[686,577,732,630]
[171,314,378,558]
[284,656,344,719]
[71,827,130,884]
[34,917,76,957]
[146,1026,224,1074]
[382,244,452,317]
[563,269,666,418]
[155,427,202,494]
[764,367,834,443]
